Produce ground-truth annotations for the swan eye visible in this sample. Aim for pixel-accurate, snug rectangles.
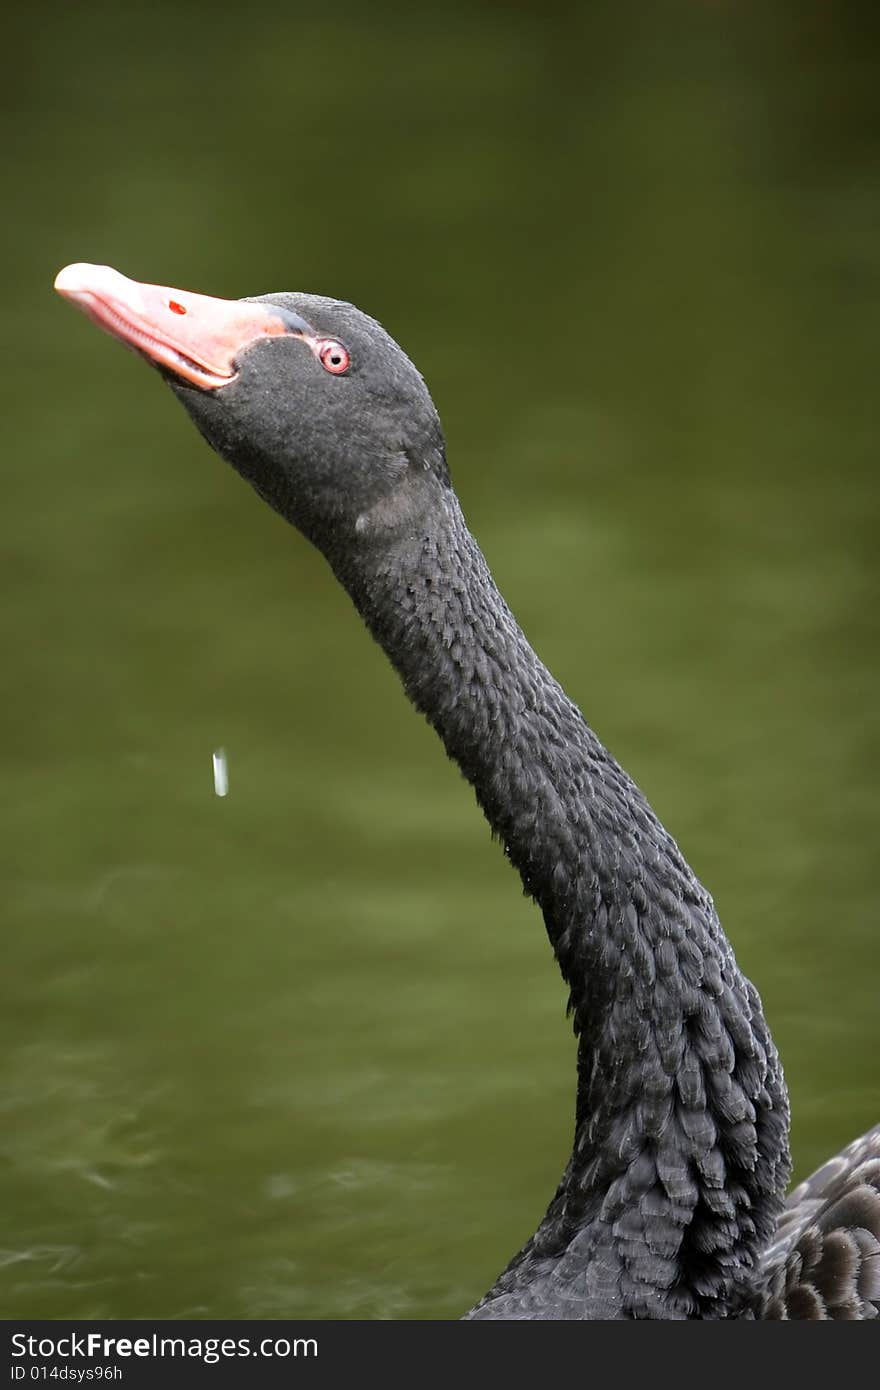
[318,339,350,375]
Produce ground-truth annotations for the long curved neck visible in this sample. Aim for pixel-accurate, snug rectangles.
[333,490,790,1318]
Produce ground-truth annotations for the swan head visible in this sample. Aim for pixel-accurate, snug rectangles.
[54,263,448,558]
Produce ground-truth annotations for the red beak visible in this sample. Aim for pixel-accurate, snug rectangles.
[54,263,306,390]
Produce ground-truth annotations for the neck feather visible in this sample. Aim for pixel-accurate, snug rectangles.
[334,491,790,1318]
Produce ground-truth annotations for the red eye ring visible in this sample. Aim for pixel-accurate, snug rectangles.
[318,339,350,375]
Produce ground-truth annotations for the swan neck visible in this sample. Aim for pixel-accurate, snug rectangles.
[334,492,790,1316]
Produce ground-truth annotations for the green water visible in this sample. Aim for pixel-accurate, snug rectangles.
[3,1,878,1319]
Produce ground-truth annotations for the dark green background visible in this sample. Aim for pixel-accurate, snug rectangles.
[3,0,878,1318]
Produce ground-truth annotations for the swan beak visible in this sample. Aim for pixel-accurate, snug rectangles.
[54,263,312,391]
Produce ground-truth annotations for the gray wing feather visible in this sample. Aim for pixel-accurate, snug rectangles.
[755,1124,880,1319]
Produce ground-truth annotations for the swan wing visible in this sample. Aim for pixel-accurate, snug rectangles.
[756,1124,880,1319]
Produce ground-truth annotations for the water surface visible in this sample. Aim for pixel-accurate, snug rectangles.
[2,0,878,1318]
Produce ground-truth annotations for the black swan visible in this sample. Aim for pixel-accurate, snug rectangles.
[54,263,880,1320]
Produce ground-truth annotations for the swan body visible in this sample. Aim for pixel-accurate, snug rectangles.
[54,264,880,1319]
